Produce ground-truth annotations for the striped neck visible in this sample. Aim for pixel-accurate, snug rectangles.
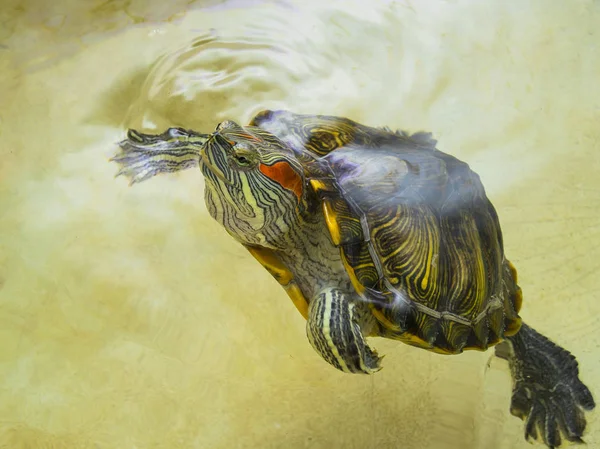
[276,207,350,301]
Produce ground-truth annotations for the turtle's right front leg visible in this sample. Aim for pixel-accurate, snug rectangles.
[306,287,382,374]
[111,127,209,184]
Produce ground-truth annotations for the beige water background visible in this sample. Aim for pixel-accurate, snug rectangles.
[1,0,599,448]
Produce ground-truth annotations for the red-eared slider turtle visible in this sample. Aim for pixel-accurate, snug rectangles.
[112,110,595,448]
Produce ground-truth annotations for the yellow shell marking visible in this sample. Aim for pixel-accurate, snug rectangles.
[340,249,366,296]
[421,240,434,290]
[400,334,451,354]
[507,260,518,282]
[309,179,328,194]
[513,287,523,314]
[371,307,401,332]
[340,245,426,343]
[507,260,523,313]
[505,315,522,337]
[380,315,456,354]
[322,200,342,246]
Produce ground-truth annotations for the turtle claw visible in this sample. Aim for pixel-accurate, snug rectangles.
[513,384,582,448]
[111,142,162,185]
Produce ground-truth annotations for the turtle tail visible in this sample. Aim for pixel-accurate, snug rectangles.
[111,128,208,185]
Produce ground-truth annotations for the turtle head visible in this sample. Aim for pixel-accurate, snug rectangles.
[200,120,307,248]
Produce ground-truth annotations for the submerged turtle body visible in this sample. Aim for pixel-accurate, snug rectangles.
[112,110,594,448]
[248,110,523,357]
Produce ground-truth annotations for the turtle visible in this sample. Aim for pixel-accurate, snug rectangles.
[111,110,595,448]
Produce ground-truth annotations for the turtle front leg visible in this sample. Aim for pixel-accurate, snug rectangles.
[111,127,209,184]
[495,322,595,448]
[306,287,382,374]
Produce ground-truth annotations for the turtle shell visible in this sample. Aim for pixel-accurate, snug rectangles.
[251,110,523,355]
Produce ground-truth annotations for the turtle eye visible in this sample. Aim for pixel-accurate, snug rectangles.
[235,154,250,165]
[231,151,255,169]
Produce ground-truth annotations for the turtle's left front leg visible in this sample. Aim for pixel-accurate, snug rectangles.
[306,287,382,374]
[111,127,209,184]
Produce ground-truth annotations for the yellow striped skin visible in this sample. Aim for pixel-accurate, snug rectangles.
[306,287,381,374]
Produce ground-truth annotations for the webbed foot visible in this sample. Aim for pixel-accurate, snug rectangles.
[496,323,595,448]
[111,127,207,184]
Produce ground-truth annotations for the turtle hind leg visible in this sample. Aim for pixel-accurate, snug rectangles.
[496,322,595,448]
[306,287,382,374]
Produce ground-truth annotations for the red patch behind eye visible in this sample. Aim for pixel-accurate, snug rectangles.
[259,161,303,201]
